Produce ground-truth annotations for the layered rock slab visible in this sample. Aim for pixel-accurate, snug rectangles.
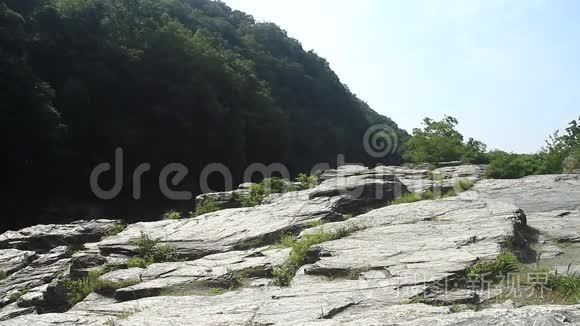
[113,247,290,300]
[0,220,121,251]
[470,174,580,266]
[301,196,525,281]
[97,189,343,259]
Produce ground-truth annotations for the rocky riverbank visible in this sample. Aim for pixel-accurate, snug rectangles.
[1,164,579,325]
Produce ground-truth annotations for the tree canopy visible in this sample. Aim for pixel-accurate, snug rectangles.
[403,116,488,164]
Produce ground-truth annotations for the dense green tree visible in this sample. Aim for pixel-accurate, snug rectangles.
[403,116,486,164]
[0,0,406,230]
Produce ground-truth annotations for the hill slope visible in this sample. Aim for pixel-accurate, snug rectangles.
[1,0,407,228]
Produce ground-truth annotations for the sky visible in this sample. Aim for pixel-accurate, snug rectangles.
[223,0,579,153]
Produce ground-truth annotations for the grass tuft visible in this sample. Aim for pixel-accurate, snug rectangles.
[468,251,521,278]
[194,198,220,216]
[103,223,127,238]
[162,210,182,220]
[273,224,361,286]
[126,233,178,268]
[389,191,434,205]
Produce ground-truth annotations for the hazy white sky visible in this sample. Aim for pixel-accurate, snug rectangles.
[224,0,579,153]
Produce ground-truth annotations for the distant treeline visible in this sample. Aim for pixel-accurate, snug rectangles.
[404,115,580,179]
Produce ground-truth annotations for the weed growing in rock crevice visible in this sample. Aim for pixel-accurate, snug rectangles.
[389,178,476,206]
[162,210,182,220]
[273,224,361,286]
[193,198,220,216]
[126,233,178,268]
[102,223,127,238]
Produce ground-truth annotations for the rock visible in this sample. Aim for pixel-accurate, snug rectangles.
[4,171,578,325]
[0,246,70,307]
[69,253,108,278]
[0,303,35,321]
[395,305,580,325]
[98,268,143,285]
[437,161,465,167]
[296,303,451,325]
[433,289,477,304]
[194,186,252,211]
[318,165,370,181]
[17,285,48,308]
[0,220,121,251]
[301,198,524,282]
[9,302,580,325]
[317,164,486,196]
[472,174,580,264]
[372,165,434,193]
[97,190,343,259]
[309,174,407,213]
[432,164,487,188]
[0,249,36,275]
[70,292,117,311]
[114,248,289,301]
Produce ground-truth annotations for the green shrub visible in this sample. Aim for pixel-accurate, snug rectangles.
[242,183,267,207]
[127,257,149,268]
[194,198,220,216]
[0,270,7,280]
[64,269,104,306]
[562,147,580,173]
[295,173,318,190]
[262,177,289,193]
[241,177,294,207]
[103,223,126,238]
[468,251,521,279]
[486,151,545,179]
[454,179,476,193]
[130,233,178,267]
[162,210,182,220]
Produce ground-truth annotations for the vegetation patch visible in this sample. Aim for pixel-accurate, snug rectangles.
[63,269,104,306]
[467,251,580,305]
[467,251,520,279]
[162,210,182,220]
[389,191,435,205]
[273,224,361,286]
[193,198,220,216]
[126,233,178,268]
[97,278,141,292]
[103,223,127,238]
[295,173,318,190]
[0,270,6,281]
[389,178,476,206]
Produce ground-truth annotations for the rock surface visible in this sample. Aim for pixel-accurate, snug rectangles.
[194,182,255,210]
[0,249,36,275]
[470,174,580,267]
[0,220,121,251]
[2,166,580,325]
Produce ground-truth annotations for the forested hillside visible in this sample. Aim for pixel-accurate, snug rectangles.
[0,0,407,229]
